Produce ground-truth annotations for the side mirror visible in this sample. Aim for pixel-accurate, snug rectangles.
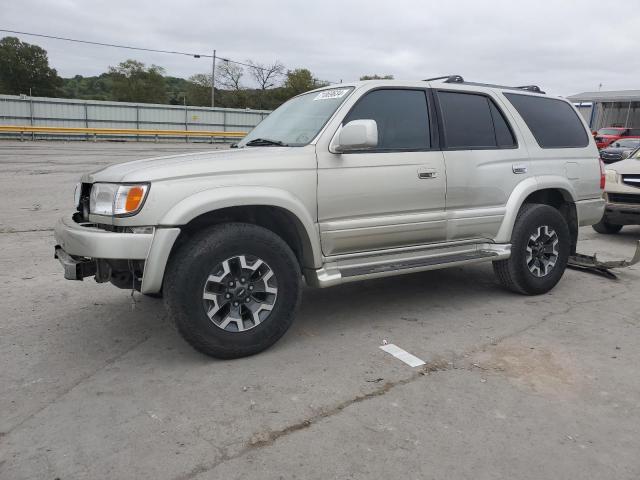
[332,119,378,152]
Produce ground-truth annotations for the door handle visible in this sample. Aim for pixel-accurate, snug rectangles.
[417,168,437,179]
[512,164,528,174]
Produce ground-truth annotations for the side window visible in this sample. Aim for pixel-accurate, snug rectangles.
[489,101,517,148]
[343,89,430,150]
[437,91,516,149]
[504,93,589,148]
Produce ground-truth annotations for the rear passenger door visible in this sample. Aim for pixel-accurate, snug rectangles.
[434,89,531,241]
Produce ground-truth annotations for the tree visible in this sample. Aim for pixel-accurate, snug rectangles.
[215,61,243,91]
[284,68,318,96]
[108,59,167,103]
[0,36,63,96]
[359,74,394,80]
[185,73,212,106]
[247,60,284,90]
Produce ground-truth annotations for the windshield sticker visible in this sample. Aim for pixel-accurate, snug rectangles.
[313,89,349,101]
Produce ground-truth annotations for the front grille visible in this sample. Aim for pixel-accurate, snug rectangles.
[608,193,640,204]
[622,175,640,188]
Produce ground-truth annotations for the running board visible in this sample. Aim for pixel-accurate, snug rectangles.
[306,243,511,288]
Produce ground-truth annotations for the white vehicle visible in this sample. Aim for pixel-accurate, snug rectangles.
[55,75,605,358]
[595,147,640,233]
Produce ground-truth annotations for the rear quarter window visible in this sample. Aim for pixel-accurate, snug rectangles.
[504,93,589,149]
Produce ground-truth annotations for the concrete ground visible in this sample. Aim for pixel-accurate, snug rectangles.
[1,141,639,480]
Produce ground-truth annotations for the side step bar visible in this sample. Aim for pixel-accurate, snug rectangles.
[306,243,511,288]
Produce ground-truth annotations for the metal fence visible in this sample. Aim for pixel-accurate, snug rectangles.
[0,94,270,141]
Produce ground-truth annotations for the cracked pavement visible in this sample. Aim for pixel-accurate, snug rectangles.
[1,141,639,479]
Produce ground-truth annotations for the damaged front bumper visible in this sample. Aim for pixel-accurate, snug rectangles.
[54,245,97,280]
[53,214,180,293]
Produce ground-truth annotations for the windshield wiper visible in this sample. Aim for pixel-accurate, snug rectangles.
[245,138,287,147]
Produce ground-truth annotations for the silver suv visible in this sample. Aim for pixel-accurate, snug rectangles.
[54,76,605,358]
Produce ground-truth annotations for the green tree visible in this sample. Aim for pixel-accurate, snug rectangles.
[0,36,63,96]
[186,73,212,106]
[284,68,319,96]
[359,74,394,80]
[108,59,167,103]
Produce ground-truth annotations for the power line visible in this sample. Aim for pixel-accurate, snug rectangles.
[0,29,265,72]
[0,28,338,83]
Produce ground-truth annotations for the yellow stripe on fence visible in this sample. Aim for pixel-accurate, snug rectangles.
[0,125,247,138]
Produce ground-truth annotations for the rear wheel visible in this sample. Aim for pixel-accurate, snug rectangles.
[592,218,623,234]
[493,204,570,295]
[164,223,301,359]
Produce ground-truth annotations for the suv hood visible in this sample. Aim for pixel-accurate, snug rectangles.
[83,146,313,183]
[608,157,640,175]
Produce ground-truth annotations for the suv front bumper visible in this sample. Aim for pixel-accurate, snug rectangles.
[55,214,154,259]
[54,214,180,293]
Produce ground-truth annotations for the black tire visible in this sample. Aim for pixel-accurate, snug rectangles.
[493,203,570,295]
[592,218,623,234]
[164,223,301,359]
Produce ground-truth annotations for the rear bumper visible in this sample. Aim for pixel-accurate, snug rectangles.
[53,214,180,293]
[576,198,606,226]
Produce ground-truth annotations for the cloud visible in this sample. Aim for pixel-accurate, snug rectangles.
[2,0,637,96]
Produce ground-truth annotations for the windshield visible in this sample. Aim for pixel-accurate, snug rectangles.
[613,139,640,148]
[598,128,625,135]
[238,87,354,147]
[631,148,640,159]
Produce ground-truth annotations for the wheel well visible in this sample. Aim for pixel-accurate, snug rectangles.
[522,189,578,254]
[173,206,314,270]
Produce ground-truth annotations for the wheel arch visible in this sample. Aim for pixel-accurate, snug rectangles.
[496,177,579,253]
[159,186,321,269]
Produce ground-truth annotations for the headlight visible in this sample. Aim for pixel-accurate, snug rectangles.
[605,169,618,185]
[89,183,149,216]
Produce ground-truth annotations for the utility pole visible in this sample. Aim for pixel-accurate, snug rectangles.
[211,49,216,108]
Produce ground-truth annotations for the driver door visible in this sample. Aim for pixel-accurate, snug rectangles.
[316,88,447,256]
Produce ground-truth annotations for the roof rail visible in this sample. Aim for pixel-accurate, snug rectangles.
[424,76,546,94]
[516,85,545,94]
[423,75,464,83]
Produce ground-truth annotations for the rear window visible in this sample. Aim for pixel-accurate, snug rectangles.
[504,93,589,148]
[627,128,640,136]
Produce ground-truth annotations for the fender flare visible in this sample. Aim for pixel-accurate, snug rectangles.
[158,186,322,267]
[494,176,577,243]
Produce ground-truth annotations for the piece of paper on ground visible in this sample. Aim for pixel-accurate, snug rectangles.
[379,343,426,367]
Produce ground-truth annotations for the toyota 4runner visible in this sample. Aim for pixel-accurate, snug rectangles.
[54,75,605,358]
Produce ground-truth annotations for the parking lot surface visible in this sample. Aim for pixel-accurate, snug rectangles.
[1,141,639,479]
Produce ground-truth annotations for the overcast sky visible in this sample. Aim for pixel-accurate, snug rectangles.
[3,0,639,97]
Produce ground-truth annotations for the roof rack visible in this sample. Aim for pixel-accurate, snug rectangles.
[516,85,544,93]
[423,75,545,94]
[423,75,464,83]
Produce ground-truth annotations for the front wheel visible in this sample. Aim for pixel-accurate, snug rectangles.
[493,204,570,295]
[164,223,301,359]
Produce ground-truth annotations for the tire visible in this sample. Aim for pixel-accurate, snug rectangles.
[493,204,570,295]
[592,218,623,234]
[164,223,302,359]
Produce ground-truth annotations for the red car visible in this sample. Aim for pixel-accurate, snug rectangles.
[594,127,640,149]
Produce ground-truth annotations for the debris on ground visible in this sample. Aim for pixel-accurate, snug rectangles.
[568,241,640,279]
